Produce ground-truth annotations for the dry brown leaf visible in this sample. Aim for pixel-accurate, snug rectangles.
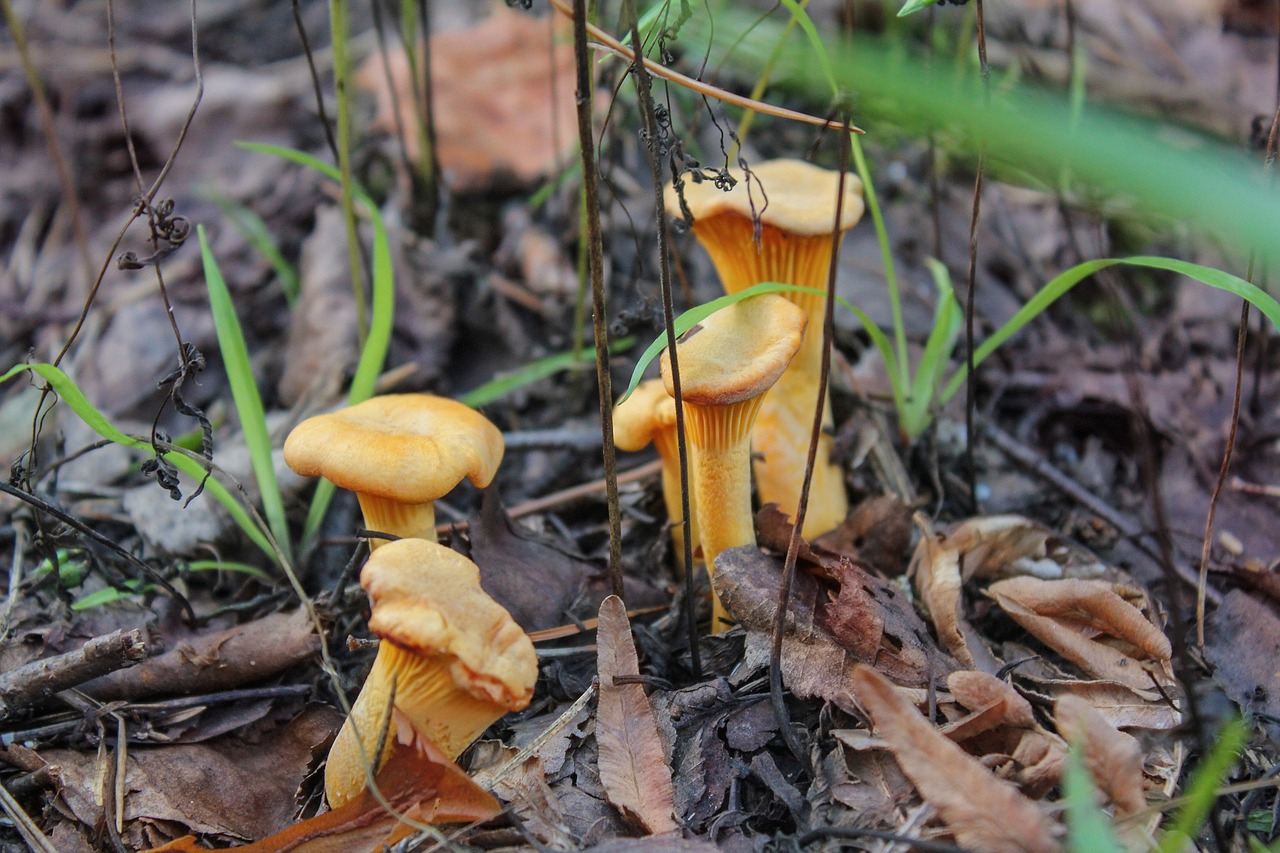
[852,666,1062,853]
[908,515,971,665]
[145,735,500,852]
[940,670,1037,742]
[716,546,954,714]
[358,7,578,192]
[1055,695,1147,818]
[595,595,678,834]
[987,577,1172,692]
[1033,680,1181,731]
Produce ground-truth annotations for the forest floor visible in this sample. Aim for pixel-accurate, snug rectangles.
[2,0,1280,851]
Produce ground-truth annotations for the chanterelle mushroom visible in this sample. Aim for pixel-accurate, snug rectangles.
[283,394,504,548]
[661,293,805,632]
[613,378,697,573]
[665,159,865,539]
[326,538,538,808]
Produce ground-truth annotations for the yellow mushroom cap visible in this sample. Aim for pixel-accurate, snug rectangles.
[613,379,679,452]
[283,394,504,503]
[665,158,865,236]
[362,538,537,711]
[660,293,807,407]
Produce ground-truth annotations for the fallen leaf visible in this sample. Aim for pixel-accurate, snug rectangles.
[1031,679,1181,731]
[358,7,579,192]
[940,670,1036,742]
[595,595,678,834]
[52,704,343,849]
[146,733,500,852]
[851,666,1062,853]
[1054,694,1146,817]
[987,577,1173,692]
[1205,589,1280,742]
[716,546,954,715]
[810,494,914,576]
[468,489,666,633]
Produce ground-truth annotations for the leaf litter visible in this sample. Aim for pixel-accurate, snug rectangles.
[1,0,1277,850]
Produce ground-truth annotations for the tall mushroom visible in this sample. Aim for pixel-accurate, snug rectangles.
[283,394,504,548]
[666,159,865,538]
[326,538,538,808]
[661,293,806,632]
[613,378,696,573]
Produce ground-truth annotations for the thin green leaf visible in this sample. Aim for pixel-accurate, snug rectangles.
[903,258,962,438]
[1159,717,1248,853]
[204,190,301,304]
[777,0,838,98]
[462,336,637,409]
[184,559,273,582]
[71,580,152,612]
[1063,745,1126,853]
[897,0,937,16]
[199,226,293,565]
[941,256,1280,404]
[238,141,396,549]
[0,363,275,557]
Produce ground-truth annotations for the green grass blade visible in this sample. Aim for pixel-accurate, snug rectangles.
[903,258,962,438]
[1158,717,1248,853]
[1063,745,1125,853]
[204,190,300,304]
[184,559,274,582]
[198,226,293,565]
[462,336,636,409]
[777,0,838,98]
[940,256,1280,404]
[237,142,397,550]
[0,363,275,557]
[897,0,936,15]
[71,580,151,611]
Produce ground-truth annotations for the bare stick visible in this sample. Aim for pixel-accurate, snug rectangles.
[572,0,624,599]
[620,0,699,677]
[0,629,147,719]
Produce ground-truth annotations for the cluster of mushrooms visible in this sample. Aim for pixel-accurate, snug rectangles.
[615,158,865,631]
[283,396,538,807]
[280,157,864,807]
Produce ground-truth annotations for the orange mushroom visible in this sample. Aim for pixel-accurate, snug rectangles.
[660,293,805,632]
[325,538,538,808]
[666,159,865,538]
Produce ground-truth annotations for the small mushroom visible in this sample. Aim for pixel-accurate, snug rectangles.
[613,378,697,573]
[661,293,806,632]
[283,394,504,548]
[326,538,538,808]
[666,159,865,539]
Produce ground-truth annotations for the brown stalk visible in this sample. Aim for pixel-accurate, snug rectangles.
[547,0,856,133]
[963,0,990,510]
[571,0,623,599]
[619,0,700,676]
[769,118,853,761]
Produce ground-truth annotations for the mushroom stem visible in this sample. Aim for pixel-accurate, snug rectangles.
[650,426,697,574]
[327,637,515,810]
[356,494,437,548]
[685,396,766,633]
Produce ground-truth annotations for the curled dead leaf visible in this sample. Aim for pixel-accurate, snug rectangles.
[987,577,1172,692]
[1054,694,1147,818]
[851,666,1062,853]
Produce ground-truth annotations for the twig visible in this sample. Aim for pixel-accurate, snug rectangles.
[0,629,147,720]
[0,781,58,853]
[770,116,853,762]
[546,0,854,132]
[0,518,28,645]
[963,0,991,511]
[620,0,699,677]
[472,680,598,792]
[571,0,623,600]
[1199,100,1280,647]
